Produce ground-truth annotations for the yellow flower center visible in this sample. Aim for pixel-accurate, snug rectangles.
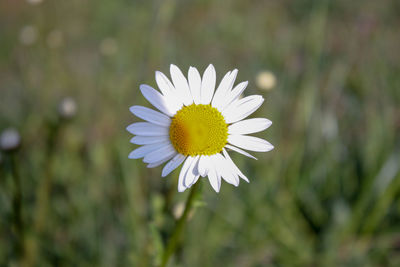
[169,104,228,156]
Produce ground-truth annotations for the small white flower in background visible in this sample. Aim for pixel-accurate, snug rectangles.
[127,64,274,192]
[256,70,276,91]
[26,0,44,5]
[58,97,77,119]
[19,25,38,46]
[99,38,118,56]
[47,30,64,48]
[0,128,21,152]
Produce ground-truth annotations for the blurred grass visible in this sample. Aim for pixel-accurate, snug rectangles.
[1,0,400,266]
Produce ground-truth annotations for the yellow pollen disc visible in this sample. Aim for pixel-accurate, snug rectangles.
[169,104,228,156]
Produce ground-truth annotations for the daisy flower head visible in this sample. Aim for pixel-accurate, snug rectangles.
[127,64,274,193]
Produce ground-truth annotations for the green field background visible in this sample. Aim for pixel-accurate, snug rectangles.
[1,0,400,266]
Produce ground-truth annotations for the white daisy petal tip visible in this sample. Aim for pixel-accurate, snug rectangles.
[225,144,258,160]
[208,64,216,74]
[228,118,272,135]
[178,187,187,193]
[129,105,171,127]
[197,156,209,177]
[206,159,222,193]
[170,64,193,106]
[139,84,152,94]
[223,95,265,124]
[200,64,217,104]
[162,154,186,177]
[155,70,165,78]
[138,84,177,116]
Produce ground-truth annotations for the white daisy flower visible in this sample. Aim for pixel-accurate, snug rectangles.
[127,64,274,192]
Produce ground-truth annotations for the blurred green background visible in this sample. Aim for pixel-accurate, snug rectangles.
[1,0,400,266]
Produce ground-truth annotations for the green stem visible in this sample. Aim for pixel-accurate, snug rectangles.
[24,120,60,267]
[161,182,199,267]
[35,120,60,232]
[10,154,24,257]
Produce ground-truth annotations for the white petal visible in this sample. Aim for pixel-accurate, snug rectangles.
[184,155,200,187]
[130,135,169,145]
[192,175,201,185]
[154,73,184,112]
[129,106,171,127]
[210,71,230,108]
[178,157,195,192]
[155,71,175,97]
[212,69,238,108]
[215,153,239,186]
[170,64,193,106]
[147,162,160,168]
[140,84,176,116]
[126,122,168,136]
[189,175,200,188]
[200,64,216,104]
[228,118,272,135]
[228,135,274,152]
[225,144,257,160]
[162,153,186,177]
[128,142,169,159]
[147,152,176,168]
[143,143,176,163]
[223,95,264,124]
[207,155,221,192]
[219,81,248,110]
[222,148,249,183]
[188,66,202,104]
[197,155,210,177]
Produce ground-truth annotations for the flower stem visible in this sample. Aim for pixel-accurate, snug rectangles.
[10,154,24,257]
[23,120,61,266]
[161,182,199,267]
[34,120,60,232]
